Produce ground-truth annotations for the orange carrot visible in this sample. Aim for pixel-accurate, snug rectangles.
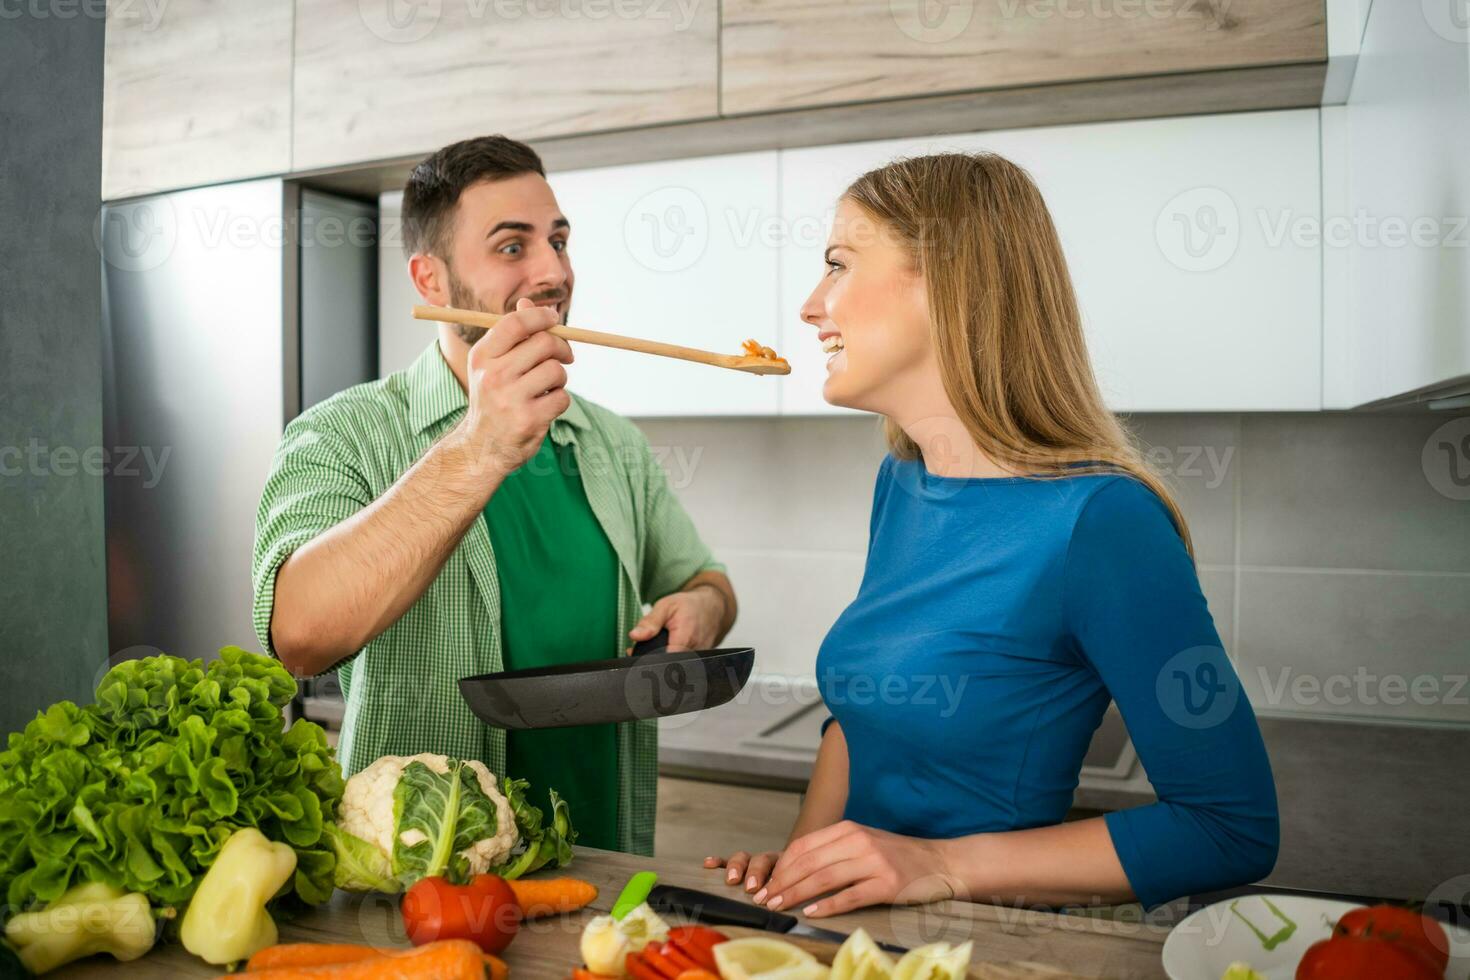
[483,953,509,980]
[229,939,488,979]
[507,877,599,919]
[246,944,391,971]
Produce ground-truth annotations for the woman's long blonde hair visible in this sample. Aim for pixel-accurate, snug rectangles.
[844,152,1193,556]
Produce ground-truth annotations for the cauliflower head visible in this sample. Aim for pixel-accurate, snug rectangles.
[337,753,518,874]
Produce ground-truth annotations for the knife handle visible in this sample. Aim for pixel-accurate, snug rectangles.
[648,884,799,933]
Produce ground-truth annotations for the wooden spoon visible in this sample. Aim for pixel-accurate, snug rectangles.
[413,304,790,376]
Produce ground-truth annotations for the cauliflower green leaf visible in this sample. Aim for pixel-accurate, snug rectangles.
[391,759,505,885]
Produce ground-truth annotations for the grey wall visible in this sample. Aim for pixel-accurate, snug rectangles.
[638,412,1470,726]
[0,12,110,731]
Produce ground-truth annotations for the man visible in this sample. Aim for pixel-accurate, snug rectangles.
[252,135,736,855]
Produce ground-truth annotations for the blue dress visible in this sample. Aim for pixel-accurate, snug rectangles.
[816,456,1279,908]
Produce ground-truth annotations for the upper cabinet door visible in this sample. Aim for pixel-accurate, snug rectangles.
[547,152,782,417]
[102,0,292,200]
[292,0,719,173]
[722,0,1325,115]
[1322,1,1470,408]
[779,109,1323,415]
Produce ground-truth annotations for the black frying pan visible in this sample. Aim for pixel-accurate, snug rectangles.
[457,630,754,730]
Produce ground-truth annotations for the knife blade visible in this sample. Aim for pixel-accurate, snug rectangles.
[647,883,909,955]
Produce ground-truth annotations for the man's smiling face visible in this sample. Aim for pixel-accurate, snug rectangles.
[439,172,575,345]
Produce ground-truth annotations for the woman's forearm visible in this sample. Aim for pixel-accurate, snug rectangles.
[789,721,849,842]
[939,816,1134,907]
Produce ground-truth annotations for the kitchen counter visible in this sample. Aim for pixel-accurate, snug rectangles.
[56,846,1170,979]
[662,681,1470,903]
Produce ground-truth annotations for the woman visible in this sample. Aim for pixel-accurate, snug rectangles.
[706,153,1278,916]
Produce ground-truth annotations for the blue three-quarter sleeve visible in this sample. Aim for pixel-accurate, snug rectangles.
[1063,479,1280,908]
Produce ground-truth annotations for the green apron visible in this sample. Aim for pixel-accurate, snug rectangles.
[483,434,621,851]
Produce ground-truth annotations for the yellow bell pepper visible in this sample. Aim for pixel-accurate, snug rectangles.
[3,881,155,975]
[180,827,298,965]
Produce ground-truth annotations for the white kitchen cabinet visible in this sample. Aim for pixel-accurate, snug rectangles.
[547,153,782,417]
[1321,3,1470,408]
[779,109,1324,415]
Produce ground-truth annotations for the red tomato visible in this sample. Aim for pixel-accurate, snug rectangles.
[1296,935,1442,980]
[401,874,522,955]
[1335,905,1450,973]
[666,925,729,972]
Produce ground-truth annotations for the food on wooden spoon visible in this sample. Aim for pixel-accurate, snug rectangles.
[741,338,788,368]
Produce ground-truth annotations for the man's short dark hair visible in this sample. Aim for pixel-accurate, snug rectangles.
[401,135,545,260]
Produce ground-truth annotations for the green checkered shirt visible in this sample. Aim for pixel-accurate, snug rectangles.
[252,342,723,855]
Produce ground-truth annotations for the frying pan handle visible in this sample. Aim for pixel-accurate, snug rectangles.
[630,628,671,656]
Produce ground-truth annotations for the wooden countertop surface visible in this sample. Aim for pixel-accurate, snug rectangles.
[56,846,1169,979]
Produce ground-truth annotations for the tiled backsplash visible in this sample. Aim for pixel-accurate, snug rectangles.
[637,413,1470,726]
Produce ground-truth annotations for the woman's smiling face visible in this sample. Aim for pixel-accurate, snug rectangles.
[800,198,935,416]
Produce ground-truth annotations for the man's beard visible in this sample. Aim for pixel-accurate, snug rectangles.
[445,268,569,346]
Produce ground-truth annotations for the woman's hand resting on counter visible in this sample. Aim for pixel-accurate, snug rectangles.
[704,850,782,895]
[706,821,963,918]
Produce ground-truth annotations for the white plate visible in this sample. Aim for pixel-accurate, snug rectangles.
[1161,894,1470,980]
